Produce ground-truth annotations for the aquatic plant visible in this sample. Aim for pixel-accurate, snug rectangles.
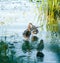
[0,40,8,56]
[46,0,60,32]
[30,0,60,33]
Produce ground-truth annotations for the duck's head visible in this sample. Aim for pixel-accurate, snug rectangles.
[28,23,33,31]
[40,39,43,43]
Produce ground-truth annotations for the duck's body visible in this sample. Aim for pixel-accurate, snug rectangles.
[23,29,31,39]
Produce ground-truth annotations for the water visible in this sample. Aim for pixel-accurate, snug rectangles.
[0,32,60,63]
[0,0,60,63]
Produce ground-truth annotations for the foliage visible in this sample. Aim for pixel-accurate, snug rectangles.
[46,0,60,32]
[30,0,60,32]
[0,40,8,56]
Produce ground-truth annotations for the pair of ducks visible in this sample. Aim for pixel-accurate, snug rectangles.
[23,23,38,40]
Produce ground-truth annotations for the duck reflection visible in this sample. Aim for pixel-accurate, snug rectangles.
[22,40,33,53]
[36,39,44,62]
[31,36,38,49]
[37,39,44,51]
[36,51,44,62]
[31,36,38,42]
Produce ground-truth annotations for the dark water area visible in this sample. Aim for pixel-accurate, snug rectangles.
[0,33,60,63]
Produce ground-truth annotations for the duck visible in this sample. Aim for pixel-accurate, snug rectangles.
[23,23,32,39]
[29,23,39,34]
[23,29,31,40]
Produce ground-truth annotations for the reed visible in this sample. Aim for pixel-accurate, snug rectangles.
[30,0,60,32]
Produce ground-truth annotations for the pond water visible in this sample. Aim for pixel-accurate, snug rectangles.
[0,0,60,63]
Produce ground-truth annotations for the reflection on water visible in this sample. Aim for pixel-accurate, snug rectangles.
[0,34,60,63]
[22,40,33,53]
[31,36,38,42]
[36,52,44,62]
[49,38,60,62]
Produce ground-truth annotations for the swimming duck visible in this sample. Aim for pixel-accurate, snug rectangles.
[23,29,31,40]
[23,23,32,39]
[29,23,39,34]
